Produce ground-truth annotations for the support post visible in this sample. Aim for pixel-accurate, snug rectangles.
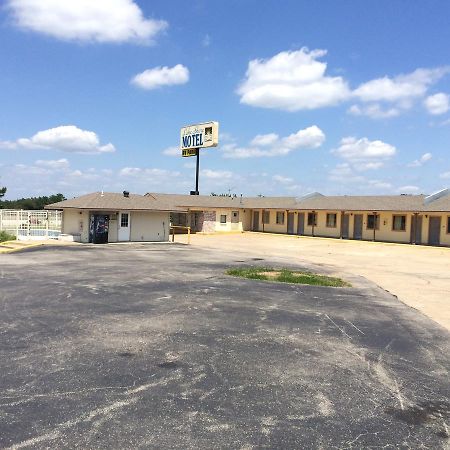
[188,226,191,245]
[190,148,200,195]
[195,148,199,193]
[373,212,377,242]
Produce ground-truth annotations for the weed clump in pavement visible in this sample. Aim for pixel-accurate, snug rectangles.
[226,266,350,287]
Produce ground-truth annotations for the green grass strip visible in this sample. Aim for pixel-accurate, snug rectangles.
[226,266,350,287]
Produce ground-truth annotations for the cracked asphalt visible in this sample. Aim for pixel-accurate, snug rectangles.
[0,243,449,449]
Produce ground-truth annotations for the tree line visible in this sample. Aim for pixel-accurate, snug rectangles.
[0,187,66,210]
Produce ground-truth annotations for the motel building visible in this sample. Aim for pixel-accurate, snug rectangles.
[46,188,450,247]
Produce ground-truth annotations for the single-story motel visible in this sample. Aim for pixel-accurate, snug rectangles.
[45,188,450,247]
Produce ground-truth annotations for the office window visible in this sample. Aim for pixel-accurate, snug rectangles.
[263,211,270,224]
[220,214,227,224]
[276,211,285,225]
[367,214,379,230]
[307,212,317,226]
[393,215,406,231]
[326,213,337,228]
[120,213,129,227]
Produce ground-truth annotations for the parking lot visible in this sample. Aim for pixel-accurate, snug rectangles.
[1,244,449,449]
[178,232,450,331]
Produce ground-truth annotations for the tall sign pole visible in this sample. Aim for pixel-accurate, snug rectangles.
[195,148,200,195]
[180,121,219,195]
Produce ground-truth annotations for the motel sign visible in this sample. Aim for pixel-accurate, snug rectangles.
[180,121,219,155]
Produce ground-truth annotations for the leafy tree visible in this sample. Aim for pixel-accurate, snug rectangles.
[0,187,6,199]
[0,193,66,210]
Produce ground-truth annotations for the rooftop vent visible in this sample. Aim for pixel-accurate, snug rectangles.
[123,191,130,198]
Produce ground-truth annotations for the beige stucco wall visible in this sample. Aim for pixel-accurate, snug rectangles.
[422,213,450,246]
[130,211,170,242]
[108,215,118,243]
[189,207,246,232]
[242,209,252,231]
[62,209,89,243]
[257,210,289,234]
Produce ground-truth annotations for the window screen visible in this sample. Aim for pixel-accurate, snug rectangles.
[393,215,406,231]
[326,213,337,227]
[307,212,317,226]
[367,214,379,230]
[276,211,284,225]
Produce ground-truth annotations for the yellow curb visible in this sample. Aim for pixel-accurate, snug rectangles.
[0,242,46,254]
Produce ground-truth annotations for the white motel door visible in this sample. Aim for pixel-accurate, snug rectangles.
[118,212,131,241]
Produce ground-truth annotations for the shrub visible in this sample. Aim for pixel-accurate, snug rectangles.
[0,231,16,242]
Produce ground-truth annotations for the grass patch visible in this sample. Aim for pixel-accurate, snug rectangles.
[0,231,16,243]
[226,266,350,287]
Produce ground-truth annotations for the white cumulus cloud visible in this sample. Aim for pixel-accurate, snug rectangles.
[222,125,325,159]
[237,48,350,111]
[131,65,189,90]
[408,152,432,167]
[353,68,447,103]
[201,169,233,179]
[272,174,294,184]
[398,185,420,193]
[250,133,279,147]
[6,0,168,44]
[0,125,115,154]
[332,137,396,163]
[347,104,400,119]
[35,158,70,169]
[162,146,180,156]
[424,93,450,115]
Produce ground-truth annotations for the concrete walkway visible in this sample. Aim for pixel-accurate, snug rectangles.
[177,232,450,331]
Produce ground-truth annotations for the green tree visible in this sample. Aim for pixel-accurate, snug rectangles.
[0,187,6,199]
[0,193,66,210]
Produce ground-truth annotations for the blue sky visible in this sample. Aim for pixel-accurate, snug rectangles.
[0,0,449,199]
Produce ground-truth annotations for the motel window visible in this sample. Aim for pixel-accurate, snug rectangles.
[393,215,406,231]
[447,216,450,234]
[367,214,379,230]
[276,211,285,225]
[326,213,337,228]
[307,212,317,226]
[120,213,129,227]
[220,214,227,224]
[263,211,270,224]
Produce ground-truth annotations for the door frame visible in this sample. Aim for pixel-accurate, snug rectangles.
[353,214,363,240]
[118,211,131,241]
[428,216,441,246]
[287,212,295,234]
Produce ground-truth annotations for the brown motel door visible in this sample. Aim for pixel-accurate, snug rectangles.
[341,213,349,239]
[410,215,423,244]
[353,214,363,240]
[252,211,259,231]
[297,213,305,235]
[287,213,295,234]
[428,216,441,246]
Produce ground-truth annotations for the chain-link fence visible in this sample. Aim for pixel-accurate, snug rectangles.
[0,210,62,240]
